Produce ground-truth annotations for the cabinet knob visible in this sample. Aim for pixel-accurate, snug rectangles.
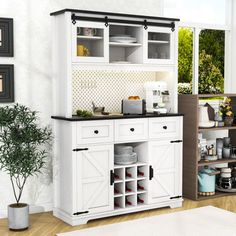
[163,126,167,130]
[94,130,99,134]
[130,128,135,132]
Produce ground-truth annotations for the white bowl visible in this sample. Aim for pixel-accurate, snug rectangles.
[114,152,138,165]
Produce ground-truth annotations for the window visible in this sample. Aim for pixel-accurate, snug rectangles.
[164,0,227,25]
[198,29,225,94]
[178,27,193,94]
[163,0,230,94]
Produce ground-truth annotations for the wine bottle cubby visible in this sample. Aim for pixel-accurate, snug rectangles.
[113,163,148,210]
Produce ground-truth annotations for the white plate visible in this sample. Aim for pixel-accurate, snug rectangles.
[110,39,137,43]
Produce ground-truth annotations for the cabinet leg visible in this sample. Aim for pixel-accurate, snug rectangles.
[169,201,183,209]
[72,218,89,226]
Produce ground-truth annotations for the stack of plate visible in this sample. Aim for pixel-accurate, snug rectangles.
[110,34,137,43]
[114,145,138,165]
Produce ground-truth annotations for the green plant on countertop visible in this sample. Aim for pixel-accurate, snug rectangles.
[0,104,52,205]
[219,97,234,118]
[76,109,93,117]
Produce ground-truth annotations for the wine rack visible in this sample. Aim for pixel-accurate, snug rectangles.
[114,163,148,210]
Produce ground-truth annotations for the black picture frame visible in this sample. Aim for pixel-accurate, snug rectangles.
[0,65,14,102]
[0,18,14,57]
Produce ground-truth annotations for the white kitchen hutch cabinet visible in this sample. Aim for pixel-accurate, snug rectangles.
[52,116,183,226]
[51,9,182,226]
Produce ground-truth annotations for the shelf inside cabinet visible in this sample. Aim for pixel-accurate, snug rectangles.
[148,40,169,44]
[199,126,236,132]
[114,162,147,169]
[109,42,142,47]
[198,158,236,167]
[77,35,103,40]
[197,191,236,200]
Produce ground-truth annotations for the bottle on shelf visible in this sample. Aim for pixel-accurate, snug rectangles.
[114,202,120,208]
[137,169,145,177]
[114,188,120,194]
[137,196,144,204]
[114,173,120,180]
[137,183,145,191]
[126,199,132,206]
[126,186,132,192]
[126,171,132,178]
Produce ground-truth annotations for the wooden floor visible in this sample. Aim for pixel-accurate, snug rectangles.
[1,196,236,236]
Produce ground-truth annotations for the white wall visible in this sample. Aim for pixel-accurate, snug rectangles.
[0,0,163,218]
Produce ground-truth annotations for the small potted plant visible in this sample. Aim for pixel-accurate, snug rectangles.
[219,97,234,126]
[0,104,52,231]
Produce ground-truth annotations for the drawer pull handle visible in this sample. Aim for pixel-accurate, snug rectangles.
[130,128,135,132]
[94,130,99,134]
[163,126,167,130]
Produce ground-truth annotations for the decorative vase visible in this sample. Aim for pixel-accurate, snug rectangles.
[224,116,234,126]
[8,203,29,231]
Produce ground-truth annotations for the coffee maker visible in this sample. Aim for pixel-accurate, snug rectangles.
[144,81,169,114]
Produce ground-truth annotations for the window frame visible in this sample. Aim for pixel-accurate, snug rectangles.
[177,0,232,94]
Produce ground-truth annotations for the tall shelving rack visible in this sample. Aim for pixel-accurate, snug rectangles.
[179,94,236,200]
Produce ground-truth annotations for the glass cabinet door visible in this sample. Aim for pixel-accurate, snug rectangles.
[144,27,174,64]
[72,21,109,63]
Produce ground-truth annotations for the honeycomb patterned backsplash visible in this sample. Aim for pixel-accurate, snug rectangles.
[72,69,157,114]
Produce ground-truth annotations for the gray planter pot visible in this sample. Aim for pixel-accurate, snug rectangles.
[8,203,29,231]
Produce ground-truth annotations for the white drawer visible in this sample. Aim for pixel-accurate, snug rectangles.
[76,120,113,144]
[149,117,182,140]
[114,119,148,142]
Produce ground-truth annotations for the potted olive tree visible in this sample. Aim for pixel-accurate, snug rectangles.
[0,104,52,231]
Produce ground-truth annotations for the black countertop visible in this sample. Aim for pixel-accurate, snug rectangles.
[51,113,184,121]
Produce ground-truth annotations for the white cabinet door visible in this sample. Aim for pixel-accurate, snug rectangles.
[74,145,114,215]
[71,21,109,63]
[148,140,182,203]
[143,26,175,64]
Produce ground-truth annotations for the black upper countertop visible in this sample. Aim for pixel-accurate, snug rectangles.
[51,113,184,122]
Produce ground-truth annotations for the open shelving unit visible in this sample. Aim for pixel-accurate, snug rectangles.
[179,94,236,200]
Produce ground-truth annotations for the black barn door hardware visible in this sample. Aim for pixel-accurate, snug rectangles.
[72,148,89,152]
[73,211,89,215]
[170,140,182,143]
[71,14,176,31]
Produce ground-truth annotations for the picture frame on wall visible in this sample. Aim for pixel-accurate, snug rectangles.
[0,65,14,102]
[0,18,14,57]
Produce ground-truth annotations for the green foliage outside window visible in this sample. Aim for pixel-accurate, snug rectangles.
[178,28,225,94]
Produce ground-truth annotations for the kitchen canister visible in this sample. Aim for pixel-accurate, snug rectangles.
[198,167,220,194]
[223,147,231,158]
[223,137,231,147]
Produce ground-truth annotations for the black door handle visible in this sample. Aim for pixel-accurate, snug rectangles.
[130,128,135,132]
[149,166,154,180]
[73,148,89,152]
[110,170,115,185]
[94,130,99,134]
[163,126,167,129]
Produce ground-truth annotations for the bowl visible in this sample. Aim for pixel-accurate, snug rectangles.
[114,145,133,155]
[114,152,138,165]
